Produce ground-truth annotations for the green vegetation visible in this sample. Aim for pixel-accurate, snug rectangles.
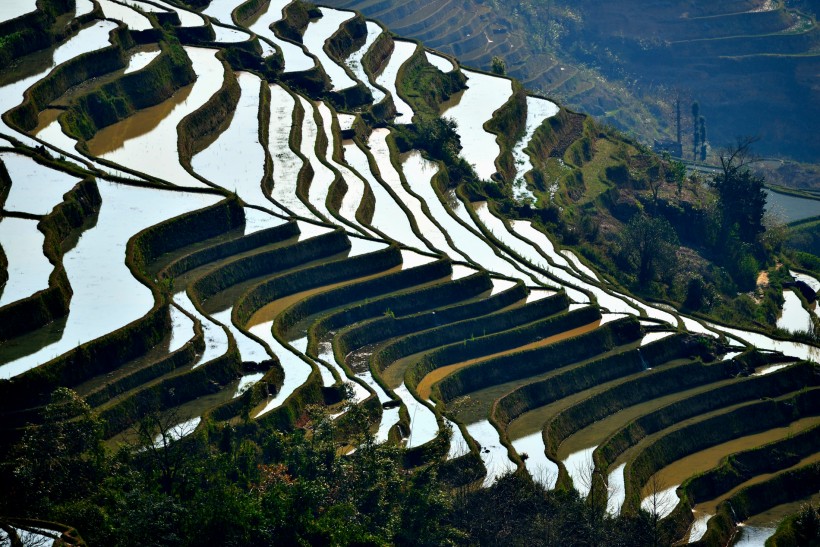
[0,388,672,546]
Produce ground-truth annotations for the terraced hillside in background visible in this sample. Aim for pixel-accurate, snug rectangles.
[321,0,820,168]
[0,0,819,545]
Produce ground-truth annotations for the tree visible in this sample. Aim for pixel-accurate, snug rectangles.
[490,56,506,75]
[9,388,105,514]
[618,212,680,286]
[711,137,767,245]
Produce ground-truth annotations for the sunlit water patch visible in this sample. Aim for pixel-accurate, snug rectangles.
[776,290,813,333]
[168,301,195,353]
[87,47,224,189]
[267,85,317,219]
[0,218,51,307]
[425,51,454,72]
[345,21,385,102]
[369,128,459,256]
[153,0,204,27]
[173,291,230,368]
[343,139,427,249]
[511,96,559,203]
[0,152,78,215]
[302,8,357,90]
[401,152,534,281]
[0,20,118,146]
[247,320,312,417]
[192,71,268,203]
[211,308,272,365]
[98,0,152,31]
[512,430,559,488]
[394,382,438,447]
[375,40,416,123]
[298,98,338,222]
[439,69,512,181]
[245,0,315,71]
[606,463,627,515]
[468,419,517,487]
[212,23,252,44]
[563,445,597,497]
[202,0,243,25]
[123,47,161,74]
[707,322,820,362]
[0,0,37,23]
[0,183,220,379]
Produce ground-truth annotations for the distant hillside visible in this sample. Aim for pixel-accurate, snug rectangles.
[322,0,820,165]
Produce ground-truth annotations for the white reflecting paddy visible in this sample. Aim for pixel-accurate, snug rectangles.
[511,96,559,203]
[0,218,51,307]
[98,0,153,31]
[369,129,459,257]
[343,139,427,249]
[345,22,385,102]
[606,462,627,515]
[173,291,230,368]
[563,445,597,497]
[302,8,357,90]
[201,0,243,24]
[777,290,813,333]
[425,51,454,72]
[210,308,272,364]
[0,183,220,379]
[234,371,264,398]
[153,0,204,27]
[467,419,517,487]
[439,69,512,181]
[0,21,118,145]
[394,382,438,447]
[298,98,337,222]
[87,47,224,189]
[212,23,251,44]
[192,71,268,203]
[248,320,313,417]
[512,430,559,488]
[123,47,162,74]
[75,0,95,16]
[243,207,288,235]
[316,104,373,235]
[375,40,416,123]
[168,302,195,353]
[0,0,37,23]
[708,323,820,362]
[267,85,317,219]
[32,47,162,157]
[401,152,534,282]
[0,152,79,215]
[245,0,315,71]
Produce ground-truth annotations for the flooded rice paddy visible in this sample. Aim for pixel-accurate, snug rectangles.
[375,40,416,123]
[88,47,224,188]
[0,5,818,539]
[439,69,512,181]
[302,8,357,91]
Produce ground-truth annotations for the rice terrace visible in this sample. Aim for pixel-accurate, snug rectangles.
[0,0,819,545]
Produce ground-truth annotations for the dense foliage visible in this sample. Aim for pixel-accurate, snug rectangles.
[0,389,670,546]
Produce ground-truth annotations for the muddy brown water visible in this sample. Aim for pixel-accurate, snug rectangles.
[87,47,223,189]
[416,319,602,401]
[640,416,820,508]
